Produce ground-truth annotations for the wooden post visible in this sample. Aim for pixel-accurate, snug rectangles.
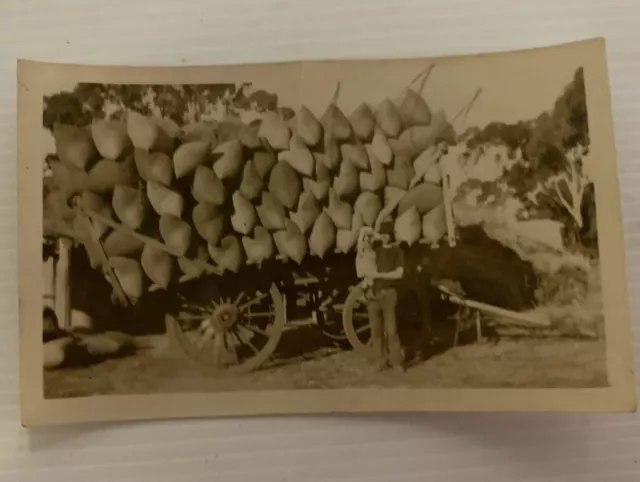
[440,155,457,247]
[54,238,72,330]
[42,256,56,309]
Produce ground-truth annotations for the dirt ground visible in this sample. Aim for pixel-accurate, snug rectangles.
[44,320,608,399]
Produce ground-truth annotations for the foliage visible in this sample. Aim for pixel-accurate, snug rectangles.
[43,82,286,131]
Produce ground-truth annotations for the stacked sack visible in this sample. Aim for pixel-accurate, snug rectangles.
[50,72,454,301]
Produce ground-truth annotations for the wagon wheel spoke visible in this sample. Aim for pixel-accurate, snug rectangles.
[239,292,268,311]
[244,311,276,319]
[240,324,270,338]
[232,327,260,355]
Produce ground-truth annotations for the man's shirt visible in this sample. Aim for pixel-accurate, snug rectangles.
[373,244,405,293]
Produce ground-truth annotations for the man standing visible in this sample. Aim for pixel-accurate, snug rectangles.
[356,222,405,371]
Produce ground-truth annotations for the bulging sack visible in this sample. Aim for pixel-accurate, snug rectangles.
[336,214,364,254]
[178,243,210,278]
[322,134,342,171]
[333,159,359,200]
[103,231,145,258]
[192,165,226,206]
[127,111,173,153]
[141,244,175,289]
[273,219,307,264]
[86,155,138,193]
[109,257,146,301]
[213,139,244,180]
[327,188,353,230]
[340,141,369,171]
[159,215,193,257]
[258,111,291,151]
[91,119,131,160]
[374,98,402,138]
[349,103,376,142]
[192,203,226,246]
[395,87,432,128]
[268,160,302,210]
[291,191,321,234]
[134,149,174,187]
[147,181,184,218]
[242,226,275,263]
[397,183,443,215]
[422,203,447,245]
[182,121,218,145]
[394,205,421,246]
[257,191,287,231]
[386,155,415,191]
[208,235,244,273]
[252,150,277,179]
[296,106,323,147]
[354,192,383,228]
[370,128,393,166]
[79,190,114,239]
[321,103,352,142]
[239,161,264,201]
[309,211,336,259]
[279,136,315,177]
[388,110,450,159]
[230,191,257,235]
[173,140,210,179]
[359,147,387,192]
[53,124,98,172]
[50,159,89,198]
[112,185,148,230]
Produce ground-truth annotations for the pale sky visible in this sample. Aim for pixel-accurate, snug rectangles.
[40,51,581,163]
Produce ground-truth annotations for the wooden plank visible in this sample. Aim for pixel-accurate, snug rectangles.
[436,284,551,328]
[54,238,71,330]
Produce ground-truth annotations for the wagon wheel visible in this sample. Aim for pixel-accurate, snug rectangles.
[341,284,375,358]
[342,284,426,359]
[166,283,285,376]
[316,287,369,345]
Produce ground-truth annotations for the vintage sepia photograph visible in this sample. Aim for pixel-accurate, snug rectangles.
[18,38,636,425]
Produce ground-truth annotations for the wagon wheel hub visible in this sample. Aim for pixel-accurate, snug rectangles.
[212,304,239,331]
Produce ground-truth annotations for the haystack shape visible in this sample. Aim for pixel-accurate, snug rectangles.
[212,139,244,180]
[192,165,226,206]
[159,215,192,257]
[192,203,226,246]
[53,123,98,171]
[273,219,307,264]
[349,103,376,142]
[296,106,323,147]
[173,140,210,179]
[257,191,287,231]
[208,235,244,273]
[147,181,184,218]
[258,111,291,151]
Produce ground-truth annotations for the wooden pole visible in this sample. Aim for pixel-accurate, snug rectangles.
[440,156,457,248]
[42,256,56,309]
[54,238,72,330]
